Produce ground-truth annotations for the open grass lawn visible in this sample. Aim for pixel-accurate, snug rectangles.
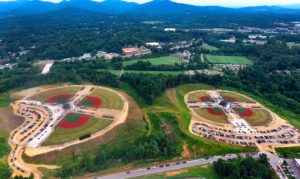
[29,87,79,102]
[194,108,229,124]
[43,114,112,145]
[276,147,300,158]
[0,158,11,179]
[287,42,300,48]
[105,70,183,77]
[205,54,253,65]
[0,91,15,108]
[89,88,123,109]
[123,56,182,67]
[0,138,9,158]
[136,165,219,179]
[220,91,252,102]
[243,109,272,126]
[201,43,219,51]
[187,91,210,102]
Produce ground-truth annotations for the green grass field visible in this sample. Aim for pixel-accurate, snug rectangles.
[205,55,253,65]
[194,108,229,124]
[105,70,183,77]
[88,88,123,109]
[137,165,219,179]
[123,56,182,67]
[201,43,219,51]
[29,87,79,102]
[287,42,300,48]
[276,147,300,158]
[0,138,9,158]
[220,91,252,102]
[243,109,272,126]
[187,91,210,102]
[44,114,112,145]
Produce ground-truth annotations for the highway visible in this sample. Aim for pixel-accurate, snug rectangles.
[96,154,238,179]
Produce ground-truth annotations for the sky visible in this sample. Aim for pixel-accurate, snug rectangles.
[1,0,300,7]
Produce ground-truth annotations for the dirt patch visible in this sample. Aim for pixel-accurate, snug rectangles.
[165,169,187,176]
[23,92,143,164]
[0,108,23,132]
[181,143,193,159]
[166,88,179,107]
[10,85,58,99]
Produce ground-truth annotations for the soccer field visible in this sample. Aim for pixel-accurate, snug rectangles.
[205,54,253,65]
[123,56,182,67]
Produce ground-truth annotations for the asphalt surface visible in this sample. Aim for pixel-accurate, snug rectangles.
[96,154,238,179]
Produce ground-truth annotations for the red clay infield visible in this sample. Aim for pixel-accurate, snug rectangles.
[222,96,238,102]
[47,94,74,103]
[200,96,213,102]
[207,108,224,116]
[58,115,90,129]
[84,96,102,108]
[234,108,254,117]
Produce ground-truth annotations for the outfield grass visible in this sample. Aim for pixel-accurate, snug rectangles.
[244,109,272,126]
[194,108,229,124]
[222,86,300,130]
[44,114,112,145]
[105,70,183,77]
[136,165,219,179]
[89,88,123,109]
[123,56,182,67]
[276,147,300,158]
[187,91,209,102]
[29,87,79,102]
[205,54,253,65]
[147,83,255,157]
[220,91,252,102]
[201,43,219,51]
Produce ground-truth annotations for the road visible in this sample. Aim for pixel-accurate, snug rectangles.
[95,154,238,179]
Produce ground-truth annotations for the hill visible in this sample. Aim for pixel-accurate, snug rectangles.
[1,0,300,16]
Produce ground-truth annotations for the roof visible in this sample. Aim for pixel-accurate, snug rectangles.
[295,159,300,165]
[122,47,139,54]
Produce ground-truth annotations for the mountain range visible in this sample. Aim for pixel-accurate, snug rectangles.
[0,0,300,16]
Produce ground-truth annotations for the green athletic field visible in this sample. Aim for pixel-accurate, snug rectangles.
[287,42,300,48]
[201,43,219,51]
[123,56,182,67]
[194,108,229,124]
[29,87,79,102]
[90,88,123,109]
[220,91,252,102]
[43,113,112,145]
[205,54,253,65]
[187,91,210,102]
[105,70,183,77]
[244,109,273,126]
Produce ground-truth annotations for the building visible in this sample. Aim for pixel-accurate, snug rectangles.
[164,28,176,32]
[174,50,192,64]
[145,42,162,49]
[248,34,267,39]
[220,38,236,43]
[122,46,151,57]
[96,51,120,60]
[293,159,300,171]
